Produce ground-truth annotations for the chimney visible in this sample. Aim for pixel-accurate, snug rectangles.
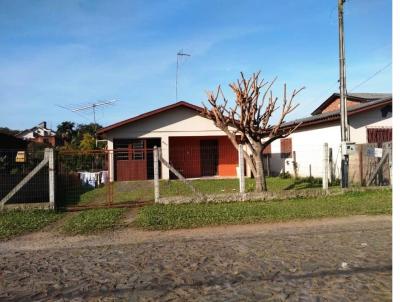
[38,121,47,129]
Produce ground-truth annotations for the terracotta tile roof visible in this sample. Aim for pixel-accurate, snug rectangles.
[283,96,392,130]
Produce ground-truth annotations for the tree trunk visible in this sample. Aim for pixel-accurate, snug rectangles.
[254,148,267,192]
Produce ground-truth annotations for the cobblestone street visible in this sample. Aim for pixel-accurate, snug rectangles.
[0,216,392,301]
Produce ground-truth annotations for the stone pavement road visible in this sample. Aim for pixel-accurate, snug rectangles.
[0,216,392,301]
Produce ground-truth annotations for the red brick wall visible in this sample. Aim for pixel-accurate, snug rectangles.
[34,136,56,146]
[321,98,360,114]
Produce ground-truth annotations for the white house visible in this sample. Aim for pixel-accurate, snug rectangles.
[98,102,242,181]
[266,93,392,178]
[16,121,57,146]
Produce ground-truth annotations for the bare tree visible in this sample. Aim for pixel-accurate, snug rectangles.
[202,71,304,192]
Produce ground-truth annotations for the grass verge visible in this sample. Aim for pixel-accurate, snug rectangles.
[62,208,125,235]
[135,189,392,230]
[70,176,326,206]
[0,210,62,240]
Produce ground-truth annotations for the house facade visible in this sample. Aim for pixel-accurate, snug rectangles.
[16,121,57,146]
[98,102,240,181]
[266,93,392,178]
[98,93,392,182]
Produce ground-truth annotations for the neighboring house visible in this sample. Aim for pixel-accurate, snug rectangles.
[98,102,240,181]
[266,93,392,178]
[16,122,57,146]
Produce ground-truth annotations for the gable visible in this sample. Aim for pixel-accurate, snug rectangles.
[102,106,226,138]
[320,97,363,114]
[98,101,204,135]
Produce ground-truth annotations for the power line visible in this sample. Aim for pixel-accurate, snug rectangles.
[349,62,392,92]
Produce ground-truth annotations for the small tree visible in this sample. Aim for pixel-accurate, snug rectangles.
[202,71,304,192]
[79,133,96,151]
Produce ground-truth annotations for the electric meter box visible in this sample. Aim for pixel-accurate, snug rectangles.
[341,142,356,155]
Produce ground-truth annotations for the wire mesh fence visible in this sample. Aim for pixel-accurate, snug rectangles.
[56,149,156,209]
[0,149,48,204]
[57,150,110,208]
[158,143,242,198]
[0,140,392,210]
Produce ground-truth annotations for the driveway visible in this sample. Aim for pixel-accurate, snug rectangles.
[0,215,392,301]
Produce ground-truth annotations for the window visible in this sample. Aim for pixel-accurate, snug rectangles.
[280,138,292,158]
[114,139,145,160]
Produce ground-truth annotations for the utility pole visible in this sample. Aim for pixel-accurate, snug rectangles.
[338,0,349,188]
[176,50,191,101]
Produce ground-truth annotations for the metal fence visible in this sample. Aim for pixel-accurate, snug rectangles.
[0,149,48,206]
[158,143,242,199]
[56,149,156,209]
[0,141,392,210]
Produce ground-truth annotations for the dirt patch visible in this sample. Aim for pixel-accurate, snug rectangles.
[0,215,391,252]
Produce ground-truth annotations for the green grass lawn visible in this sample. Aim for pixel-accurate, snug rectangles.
[0,210,62,240]
[69,176,325,206]
[62,208,125,235]
[135,189,392,230]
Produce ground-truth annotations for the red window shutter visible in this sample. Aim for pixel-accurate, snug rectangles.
[280,138,292,158]
[367,128,392,147]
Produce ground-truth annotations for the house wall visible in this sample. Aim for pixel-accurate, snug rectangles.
[321,98,361,114]
[268,122,342,179]
[348,106,392,143]
[103,107,233,180]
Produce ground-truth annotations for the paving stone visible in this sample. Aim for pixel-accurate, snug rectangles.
[0,218,392,301]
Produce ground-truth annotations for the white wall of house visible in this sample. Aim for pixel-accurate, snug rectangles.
[348,107,392,144]
[268,123,342,179]
[103,107,240,180]
[268,107,392,179]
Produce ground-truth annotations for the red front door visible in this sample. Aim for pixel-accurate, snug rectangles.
[114,139,147,181]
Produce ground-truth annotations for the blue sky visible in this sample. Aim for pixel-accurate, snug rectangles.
[0,0,392,130]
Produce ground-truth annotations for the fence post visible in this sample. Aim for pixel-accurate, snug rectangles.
[153,146,160,203]
[239,144,245,194]
[322,143,329,190]
[47,148,55,210]
[388,143,392,186]
[292,151,298,179]
[328,147,333,182]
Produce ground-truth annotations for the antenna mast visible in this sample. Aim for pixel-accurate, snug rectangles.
[57,100,117,138]
[176,50,191,101]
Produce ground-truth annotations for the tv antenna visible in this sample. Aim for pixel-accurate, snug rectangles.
[176,50,190,101]
[57,99,117,137]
